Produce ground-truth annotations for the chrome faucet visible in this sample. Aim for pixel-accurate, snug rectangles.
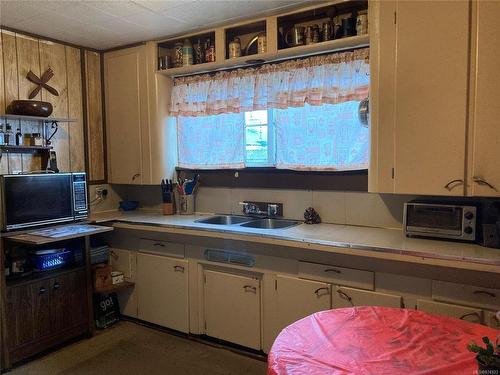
[239,201,282,217]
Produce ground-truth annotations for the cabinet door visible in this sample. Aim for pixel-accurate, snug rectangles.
[50,270,87,332]
[377,1,470,195]
[469,1,500,197]
[110,248,138,318]
[137,253,189,332]
[104,46,149,184]
[274,275,331,337]
[204,270,261,350]
[417,299,483,324]
[333,286,402,308]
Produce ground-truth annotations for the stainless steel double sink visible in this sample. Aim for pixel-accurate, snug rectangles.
[195,215,300,229]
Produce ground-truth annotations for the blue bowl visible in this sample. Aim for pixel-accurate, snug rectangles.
[119,200,139,211]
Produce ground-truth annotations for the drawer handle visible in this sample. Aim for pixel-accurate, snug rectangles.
[337,289,354,306]
[173,265,185,272]
[473,290,496,298]
[473,176,497,191]
[314,287,330,296]
[324,268,342,274]
[243,285,257,293]
[153,243,166,247]
[460,312,481,321]
[53,282,60,290]
[39,287,46,295]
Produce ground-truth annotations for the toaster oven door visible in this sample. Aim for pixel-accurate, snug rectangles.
[405,204,464,236]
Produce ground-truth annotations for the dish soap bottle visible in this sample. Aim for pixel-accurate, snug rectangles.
[15,127,22,146]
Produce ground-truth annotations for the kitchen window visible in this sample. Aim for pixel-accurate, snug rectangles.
[172,48,369,172]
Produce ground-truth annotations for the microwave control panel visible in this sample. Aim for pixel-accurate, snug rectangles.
[72,173,88,217]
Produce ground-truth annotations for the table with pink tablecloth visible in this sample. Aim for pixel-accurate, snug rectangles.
[268,306,500,375]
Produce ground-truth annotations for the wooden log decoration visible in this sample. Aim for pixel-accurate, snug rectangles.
[26,68,59,99]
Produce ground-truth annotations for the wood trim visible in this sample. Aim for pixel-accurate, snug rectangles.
[99,52,108,184]
[101,41,147,54]
[177,168,368,191]
[0,26,100,53]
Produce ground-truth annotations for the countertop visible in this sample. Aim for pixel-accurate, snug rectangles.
[89,210,500,273]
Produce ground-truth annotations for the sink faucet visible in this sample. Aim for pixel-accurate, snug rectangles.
[239,202,282,217]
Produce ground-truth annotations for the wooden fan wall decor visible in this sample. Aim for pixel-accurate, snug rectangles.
[26,68,59,99]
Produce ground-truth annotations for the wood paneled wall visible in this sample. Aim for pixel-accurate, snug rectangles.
[0,29,104,181]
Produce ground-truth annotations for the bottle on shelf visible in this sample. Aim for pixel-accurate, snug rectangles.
[182,38,193,66]
[193,38,204,64]
[204,38,216,63]
[15,127,22,146]
[5,123,13,145]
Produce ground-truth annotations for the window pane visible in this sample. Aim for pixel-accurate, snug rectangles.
[177,113,245,169]
[275,101,369,171]
[245,110,268,126]
[245,125,269,164]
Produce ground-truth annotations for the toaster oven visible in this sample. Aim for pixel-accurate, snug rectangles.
[404,201,477,241]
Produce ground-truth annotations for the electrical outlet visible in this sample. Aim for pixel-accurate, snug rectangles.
[95,187,108,199]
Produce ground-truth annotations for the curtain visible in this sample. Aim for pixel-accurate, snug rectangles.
[177,112,245,169]
[170,48,369,116]
[275,102,369,171]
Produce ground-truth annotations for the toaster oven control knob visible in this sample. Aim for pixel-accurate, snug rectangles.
[464,226,473,234]
[464,212,474,220]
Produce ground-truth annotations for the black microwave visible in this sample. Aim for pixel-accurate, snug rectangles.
[0,173,88,231]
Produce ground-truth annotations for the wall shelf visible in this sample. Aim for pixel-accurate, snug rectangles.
[0,114,77,123]
[0,145,53,154]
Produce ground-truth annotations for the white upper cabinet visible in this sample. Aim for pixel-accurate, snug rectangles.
[370,0,471,195]
[468,0,500,197]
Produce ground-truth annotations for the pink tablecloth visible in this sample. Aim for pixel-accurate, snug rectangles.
[268,306,500,375]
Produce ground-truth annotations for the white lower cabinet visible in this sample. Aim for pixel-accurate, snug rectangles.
[485,310,500,330]
[274,275,331,338]
[417,299,483,324]
[137,252,189,332]
[333,286,402,308]
[203,269,261,350]
[109,248,138,318]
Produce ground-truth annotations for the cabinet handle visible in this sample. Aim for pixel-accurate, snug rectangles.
[153,243,166,247]
[337,289,354,306]
[132,173,141,181]
[243,285,257,293]
[39,287,46,295]
[324,268,341,274]
[444,179,464,191]
[53,282,60,290]
[473,290,496,298]
[314,287,330,296]
[473,176,497,191]
[460,312,481,321]
[173,265,185,272]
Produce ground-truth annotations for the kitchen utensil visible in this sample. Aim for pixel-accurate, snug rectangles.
[285,26,305,47]
[6,100,53,117]
[179,194,195,215]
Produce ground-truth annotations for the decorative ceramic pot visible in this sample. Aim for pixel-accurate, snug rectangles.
[6,100,53,117]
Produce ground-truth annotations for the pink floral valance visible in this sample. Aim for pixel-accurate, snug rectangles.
[170,48,369,117]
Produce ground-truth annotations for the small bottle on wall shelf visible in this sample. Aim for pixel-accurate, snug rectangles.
[5,123,12,145]
[15,127,22,146]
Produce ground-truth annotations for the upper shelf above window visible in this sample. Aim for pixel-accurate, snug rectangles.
[156,0,369,77]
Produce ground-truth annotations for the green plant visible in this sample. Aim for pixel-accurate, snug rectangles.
[468,336,500,368]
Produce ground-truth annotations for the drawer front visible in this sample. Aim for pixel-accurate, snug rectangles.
[484,310,500,330]
[432,280,500,310]
[417,299,483,324]
[298,261,374,290]
[333,286,402,308]
[139,239,185,258]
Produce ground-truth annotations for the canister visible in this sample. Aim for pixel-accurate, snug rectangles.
[228,37,241,59]
[173,42,183,67]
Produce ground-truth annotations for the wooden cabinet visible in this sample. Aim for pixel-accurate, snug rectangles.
[468,0,500,197]
[273,275,331,339]
[369,0,471,195]
[203,269,261,350]
[417,299,483,324]
[5,268,88,364]
[332,286,402,308]
[104,43,175,185]
[137,252,189,332]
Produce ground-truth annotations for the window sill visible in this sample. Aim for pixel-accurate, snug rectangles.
[176,167,368,191]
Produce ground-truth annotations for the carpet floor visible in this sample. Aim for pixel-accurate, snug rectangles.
[9,321,267,375]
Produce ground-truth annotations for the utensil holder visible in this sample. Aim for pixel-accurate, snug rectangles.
[162,202,174,215]
[179,194,195,215]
